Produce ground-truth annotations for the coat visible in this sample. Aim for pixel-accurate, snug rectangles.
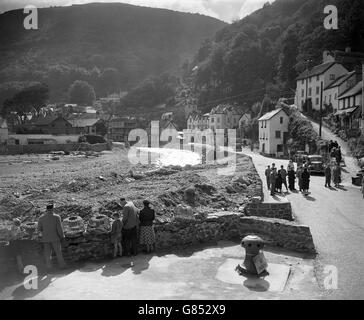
[301,170,310,190]
[333,166,341,184]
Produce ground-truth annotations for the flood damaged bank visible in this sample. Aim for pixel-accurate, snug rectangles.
[0,152,315,273]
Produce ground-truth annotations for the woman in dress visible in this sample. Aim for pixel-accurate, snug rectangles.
[296,165,303,192]
[139,200,156,253]
[332,164,341,187]
[301,168,310,196]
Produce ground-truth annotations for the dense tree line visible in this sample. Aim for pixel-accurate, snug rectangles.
[191,0,364,109]
[0,3,225,104]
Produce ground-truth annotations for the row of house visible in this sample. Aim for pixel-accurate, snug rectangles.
[295,48,364,133]
[186,104,251,134]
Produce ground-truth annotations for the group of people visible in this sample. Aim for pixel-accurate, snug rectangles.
[265,157,345,197]
[9,198,157,272]
[111,198,156,259]
[324,162,342,188]
[265,161,311,196]
[328,140,342,166]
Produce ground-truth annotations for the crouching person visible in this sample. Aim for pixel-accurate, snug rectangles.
[111,212,123,258]
[38,203,66,270]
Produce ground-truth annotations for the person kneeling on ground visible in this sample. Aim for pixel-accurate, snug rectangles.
[111,212,123,258]
[38,203,66,270]
[120,197,139,257]
[139,200,156,254]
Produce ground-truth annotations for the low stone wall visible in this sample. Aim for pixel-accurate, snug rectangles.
[0,142,111,155]
[0,212,315,274]
[244,202,293,221]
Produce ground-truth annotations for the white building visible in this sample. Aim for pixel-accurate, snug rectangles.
[323,71,361,112]
[337,81,362,110]
[295,51,349,111]
[187,113,209,130]
[209,104,243,130]
[258,108,289,157]
[0,117,8,144]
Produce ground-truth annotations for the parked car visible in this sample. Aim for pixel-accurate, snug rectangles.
[307,155,325,174]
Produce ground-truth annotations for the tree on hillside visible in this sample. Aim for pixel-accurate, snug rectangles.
[68,80,96,105]
[278,24,301,90]
[1,83,49,122]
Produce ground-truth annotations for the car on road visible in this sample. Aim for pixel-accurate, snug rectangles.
[307,155,325,174]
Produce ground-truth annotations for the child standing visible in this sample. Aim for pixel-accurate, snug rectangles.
[111,213,123,258]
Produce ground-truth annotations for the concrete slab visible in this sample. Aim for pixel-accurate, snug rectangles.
[0,242,321,300]
[216,259,291,292]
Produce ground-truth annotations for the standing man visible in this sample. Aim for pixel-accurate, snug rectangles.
[120,197,139,257]
[265,165,271,190]
[38,203,66,270]
[336,146,342,165]
[279,165,289,193]
[270,164,277,196]
[324,163,332,188]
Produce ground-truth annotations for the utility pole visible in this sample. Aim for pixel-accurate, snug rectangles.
[319,81,323,138]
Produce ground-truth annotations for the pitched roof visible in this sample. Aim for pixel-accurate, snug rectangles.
[338,81,362,100]
[68,118,101,128]
[258,108,286,121]
[296,62,338,80]
[32,115,65,126]
[324,71,356,90]
[334,106,360,116]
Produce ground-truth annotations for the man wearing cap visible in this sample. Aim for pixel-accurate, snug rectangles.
[38,204,66,269]
[119,198,139,256]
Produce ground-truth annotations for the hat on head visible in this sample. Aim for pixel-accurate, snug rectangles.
[46,203,54,210]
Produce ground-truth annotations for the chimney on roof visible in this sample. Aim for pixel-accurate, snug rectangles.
[323,50,335,63]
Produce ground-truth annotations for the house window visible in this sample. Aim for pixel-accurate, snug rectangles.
[334,93,337,99]
[316,98,319,105]
[211,118,214,123]
[316,75,320,81]
[316,86,320,95]
[275,131,281,139]
[308,88,312,96]
[309,77,312,83]
[280,117,283,124]
[330,74,335,80]
[301,89,304,97]
[264,121,267,128]
[261,122,263,128]
[302,80,304,85]
[277,144,283,152]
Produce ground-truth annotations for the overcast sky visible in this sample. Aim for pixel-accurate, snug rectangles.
[0,0,273,22]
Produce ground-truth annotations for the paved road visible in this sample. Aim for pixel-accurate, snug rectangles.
[241,133,364,299]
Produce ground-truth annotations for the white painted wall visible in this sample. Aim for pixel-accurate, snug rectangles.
[8,134,80,145]
[259,110,289,156]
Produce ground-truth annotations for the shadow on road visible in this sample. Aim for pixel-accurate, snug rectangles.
[305,196,316,201]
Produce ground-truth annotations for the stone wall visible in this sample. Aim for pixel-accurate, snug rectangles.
[0,142,111,155]
[0,212,315,274]
[244,202,293,221]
